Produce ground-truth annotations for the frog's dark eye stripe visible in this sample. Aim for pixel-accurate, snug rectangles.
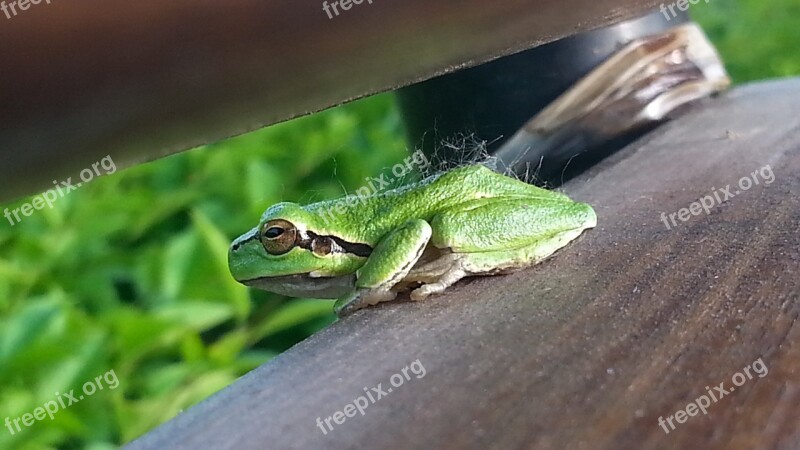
[327,235,372,257]
[297,231,372,258]
[311,236,333,256]
[230,230,259,252]
[252,218,372,258]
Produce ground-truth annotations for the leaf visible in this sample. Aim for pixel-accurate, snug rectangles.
[154,302,235,331]
[248,300,334,344]
[191,210,251,320]
[0,297,62,363]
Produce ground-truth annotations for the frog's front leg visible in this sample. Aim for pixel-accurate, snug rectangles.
[334,219,431,316]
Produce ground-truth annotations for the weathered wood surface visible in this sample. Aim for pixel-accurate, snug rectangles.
[126,79,800,450]
[0,0,665,201]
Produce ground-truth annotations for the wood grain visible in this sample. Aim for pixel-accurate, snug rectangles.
[0,0,664,200]
[126,79,800,450]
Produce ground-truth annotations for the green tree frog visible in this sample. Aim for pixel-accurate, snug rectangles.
[228,164,596,316]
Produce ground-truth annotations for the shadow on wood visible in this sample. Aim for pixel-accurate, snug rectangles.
[0,0,663,201]
[126,79,800,450]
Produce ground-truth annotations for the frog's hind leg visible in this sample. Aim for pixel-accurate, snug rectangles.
[405,199,595,301]
[406,230,587,300]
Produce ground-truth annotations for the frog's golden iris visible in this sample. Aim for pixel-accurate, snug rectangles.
[260,219,297,255]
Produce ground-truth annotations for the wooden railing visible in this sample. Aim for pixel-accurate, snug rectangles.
[126,79,800,450]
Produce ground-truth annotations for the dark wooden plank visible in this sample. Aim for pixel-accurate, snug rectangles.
[125,78,800,450]
[0,0,664,200]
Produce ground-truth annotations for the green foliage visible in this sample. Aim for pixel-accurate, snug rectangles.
[1,2,798,447]
[0,95,406,449]
[692,0,800,82]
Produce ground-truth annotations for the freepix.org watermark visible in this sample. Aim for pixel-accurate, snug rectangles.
[4,155,116,227]
[658,357,768,434]
[5,369,120,436]
[1,0,52,20]
[659,0,712,21]
[322,0,373,20]
[316,359,426,435]
[660,164,774,230]
[319,150,430,225]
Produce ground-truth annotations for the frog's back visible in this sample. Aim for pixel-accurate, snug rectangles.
[306,164,564,242]
[420,164,565,201]
[366,165,560,222]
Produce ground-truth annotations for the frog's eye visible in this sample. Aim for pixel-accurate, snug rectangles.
[260,219,298,255]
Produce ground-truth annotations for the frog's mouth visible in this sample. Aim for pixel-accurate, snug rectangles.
[241,273,356,299]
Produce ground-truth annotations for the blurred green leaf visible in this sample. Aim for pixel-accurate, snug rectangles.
[192,210,251,320]
[155,302,235,331]
[249,300,335,344]
[0,297,62,363]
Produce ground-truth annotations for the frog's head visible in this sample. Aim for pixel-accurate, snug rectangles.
[228,202,367,298]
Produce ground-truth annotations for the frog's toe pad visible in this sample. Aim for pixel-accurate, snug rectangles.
[335,289,396,316]
[410,284,440,301]
[409,266,468,301]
